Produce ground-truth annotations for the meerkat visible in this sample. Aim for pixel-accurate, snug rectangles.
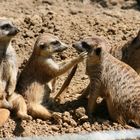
[70,32,140,99]
[16,33,87,120]
[54,35,111,100]
[0,18,31,120]
[73,39,140,126]
[57,29,140,100]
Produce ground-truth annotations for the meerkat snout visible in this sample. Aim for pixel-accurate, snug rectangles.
[0,19,19,38]
[73,41,93,55]
[72,42,86,53]
[73,36,108,54]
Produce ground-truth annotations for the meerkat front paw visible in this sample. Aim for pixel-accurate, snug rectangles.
[2,98,13,109]
[77,52,88,62]
[6,88,15,96]
[17,111,32,120]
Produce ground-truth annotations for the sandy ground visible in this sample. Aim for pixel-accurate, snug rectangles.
[0,0,140,138]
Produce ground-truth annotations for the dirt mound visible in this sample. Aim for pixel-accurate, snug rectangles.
[0,0,139,138]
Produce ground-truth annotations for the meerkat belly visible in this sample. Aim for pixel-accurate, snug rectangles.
[0,61,11,91]
[23,81,51,104]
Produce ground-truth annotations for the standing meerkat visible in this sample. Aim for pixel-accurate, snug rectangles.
[0,18,31,120]
[73,39,140,126]
[16,33,87,120]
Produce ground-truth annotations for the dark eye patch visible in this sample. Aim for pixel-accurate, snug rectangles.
[1,24,11,30]
[81,41,92,52]
[39,43,46,49]
[51,40,60,46]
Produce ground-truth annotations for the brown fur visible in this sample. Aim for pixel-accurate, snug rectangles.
[74,39,140,126]
[0,18,31,120]
[16,33,87,120]
[73,32,140,99]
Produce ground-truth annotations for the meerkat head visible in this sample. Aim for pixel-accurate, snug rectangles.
[73,37,102,64]
[72,35,107,54]
[0,19,19,41]
[34,33,68,57]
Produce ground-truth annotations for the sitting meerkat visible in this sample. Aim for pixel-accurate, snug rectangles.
[16,33,87,120]
[71,33,140,99]
[73,39,140,126]
[0,18,31,120]
[56,31,140,100]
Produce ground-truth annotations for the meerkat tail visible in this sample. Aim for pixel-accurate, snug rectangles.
[0,109,10,127]
[54,64,78,100]
[28,103,52,120]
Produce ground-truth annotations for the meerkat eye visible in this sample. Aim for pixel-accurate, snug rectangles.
[82,41,89,47]
[51,40,60,46]
[82,41,91,51]
[1,24,11,30]
[39,43,46,49]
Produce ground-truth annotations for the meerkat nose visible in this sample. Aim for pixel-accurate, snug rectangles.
[14,27,20,33]
[72,44,76,48]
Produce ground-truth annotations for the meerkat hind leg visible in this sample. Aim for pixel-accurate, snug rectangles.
[106,95,126,125]
[87,93,99,123]
[8,93,31,120]
[28,103,52,120]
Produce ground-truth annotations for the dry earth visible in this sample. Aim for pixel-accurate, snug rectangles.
[0,0,140,138]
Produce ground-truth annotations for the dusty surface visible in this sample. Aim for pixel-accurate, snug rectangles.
[0,0,140,138]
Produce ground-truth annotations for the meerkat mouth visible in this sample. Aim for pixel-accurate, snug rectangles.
[7,27,19,36]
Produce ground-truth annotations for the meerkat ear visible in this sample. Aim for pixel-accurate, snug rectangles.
[94,47,101,56]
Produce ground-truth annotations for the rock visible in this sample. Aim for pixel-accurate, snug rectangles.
[42,0,55,5]
[75,107,86,118]
[82,122,90,129]
[69,119,77,127]
[0,109,10,127]
[51,125,59,131]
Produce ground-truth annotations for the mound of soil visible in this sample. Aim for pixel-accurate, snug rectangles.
[0,0,139,138]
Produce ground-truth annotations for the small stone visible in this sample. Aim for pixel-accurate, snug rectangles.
[36,119,42,123]
[68,127,74,133]
[63,111,71,117]
[63,122,69,127]
[69,119,77,127]
[42,0,54,5]
[82,122,91,130]
[52,112,62,120]
[51,125,59,131]
[75,107,86,118]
